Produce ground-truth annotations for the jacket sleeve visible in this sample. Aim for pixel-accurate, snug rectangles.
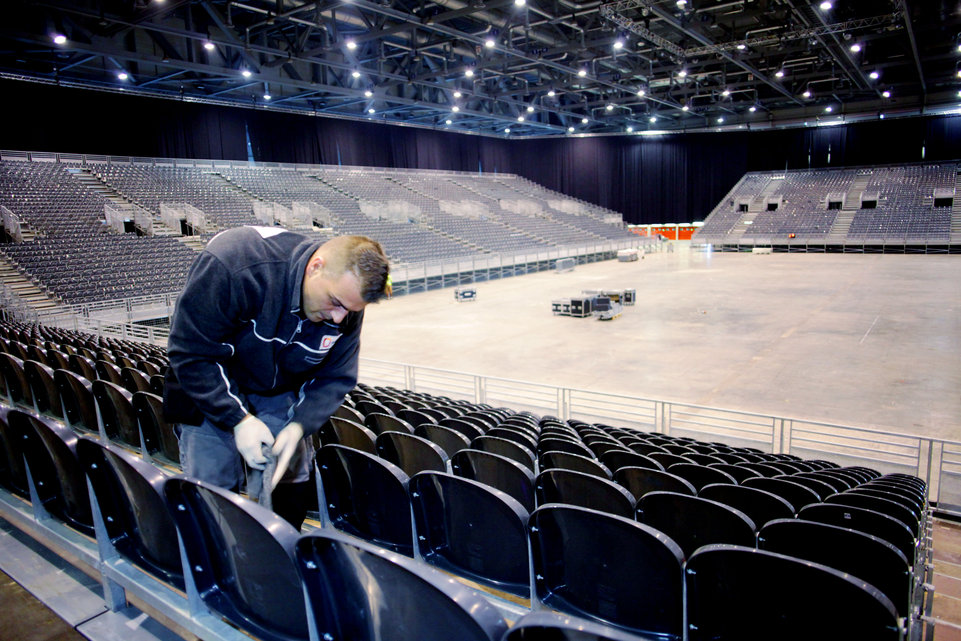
[288,312,363,436]
[166,251,251,430]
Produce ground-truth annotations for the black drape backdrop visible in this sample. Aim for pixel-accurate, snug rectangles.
[3,79,959,224]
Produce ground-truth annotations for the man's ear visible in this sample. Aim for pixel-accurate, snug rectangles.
[306,254,326,276]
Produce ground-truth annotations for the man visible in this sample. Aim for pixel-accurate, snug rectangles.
[164,226,390,528]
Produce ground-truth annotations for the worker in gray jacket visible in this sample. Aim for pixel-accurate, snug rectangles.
[164,226,390,528]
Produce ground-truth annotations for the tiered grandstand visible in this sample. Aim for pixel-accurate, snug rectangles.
[694,162,961,252]
[0,152,642,313]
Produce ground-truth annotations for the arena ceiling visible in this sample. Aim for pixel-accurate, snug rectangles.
[2,0,960,138]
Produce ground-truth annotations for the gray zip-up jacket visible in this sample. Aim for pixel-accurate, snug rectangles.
[164,226,361,435]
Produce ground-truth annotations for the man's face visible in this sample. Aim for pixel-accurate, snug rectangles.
[302,263,367,324]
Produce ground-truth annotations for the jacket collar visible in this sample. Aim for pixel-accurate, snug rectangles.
[288,237,324,315]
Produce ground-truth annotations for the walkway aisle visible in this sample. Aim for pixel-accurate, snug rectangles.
[933,518,961,641]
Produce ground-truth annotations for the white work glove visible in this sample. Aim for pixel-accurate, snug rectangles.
[271,422,305,488]
[233,414,274,470]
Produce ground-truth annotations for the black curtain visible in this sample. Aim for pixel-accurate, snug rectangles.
[2,79,959,225]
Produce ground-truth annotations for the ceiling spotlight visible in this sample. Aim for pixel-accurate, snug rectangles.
[352,70,361,78]
[820,1,832,10]
[514,0,526,6]
[717,116,724,123]
[364,89,373,97]
[749,105,757,112]
[882,90,891,98]
[850,43,861,53]
[568,126,575,132]
[682,104,689,111]
[505,128,511,133]
[626,126,634,132]
[465,69,475,78]
[581,117,589,124]
[368,108,375,114]
[677,69,687,78]
[613,39,624,50]
[264,92,271,100]
[204,41,215,51]
[825,106,833,112]
[446,119,452,125]
[527,105,535,113]
[649,116,657,123]
[452,106,460,112]
[775,69,785,78]
[485,38,495,48]
[721,89,730,98]
[346,40,357,50]
[547,90,556,97]
[242,69,252,78]
[606,104,614,111]
[676,0,687,7]
[803,89,812,98]
[869,71,880,80]
[53,34,67,45]
[517,116,525,122]
[736,43,746,51]
[454,90,463,98]
[577,69,587,77]
[117,71,128,81]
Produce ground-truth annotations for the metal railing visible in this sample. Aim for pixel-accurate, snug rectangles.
[359,358,961,515]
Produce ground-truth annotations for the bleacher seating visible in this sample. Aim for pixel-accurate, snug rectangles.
[0,157,638,306]
[0,319,934,640]
[695,162,959,247]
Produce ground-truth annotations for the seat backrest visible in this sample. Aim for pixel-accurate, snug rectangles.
[613,466,696,500]
[93,379,141,448]
[410,471,530,597]
[685,545,900,641]
[600,449,664,473]
[699,483,796,528]
[296,531,508,641]
[76,437,184,589]
[798,502,917,563]
[529,504,684,640]
[53,368,99,433]
[320,416,377,454]
[540,451,612,480]
[665,463,737,492]
[439,417,486,441]
[472,435,536,471]
[164,478,306,641]
[486,426,538,451]
[0,352,32,406]
[363,411,414,436]
[7,409,93,534]
[317,444,414,556]
[415,423,471,458]
[132,391,180,464]
[537,437,593,459]
[825,491,920,536]
[635,491,756,557]
[0,405,29,497]
[121,367,152,394]
[24,359,62,418]
[535,469,635,519]
[450,449,535,512]
[741,476,821,510]
[758,518,911,616]
[375,431,447,476]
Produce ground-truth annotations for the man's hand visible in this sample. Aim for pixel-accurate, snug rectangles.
[271,422,305,487]
[233,414,274,470]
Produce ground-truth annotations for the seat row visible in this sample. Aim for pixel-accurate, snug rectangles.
[0,408,907,641]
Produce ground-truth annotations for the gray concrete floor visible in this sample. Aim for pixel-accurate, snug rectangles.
[361,245,961,441]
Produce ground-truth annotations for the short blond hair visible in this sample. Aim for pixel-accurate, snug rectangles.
[319,235,390,302]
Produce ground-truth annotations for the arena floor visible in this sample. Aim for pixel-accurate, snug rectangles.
[361,244,961,442]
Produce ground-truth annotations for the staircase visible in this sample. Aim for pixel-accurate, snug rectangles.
[0,254,61,315]
[951,171,961,243]
[71,168,180,237]
[826,173,872,241]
